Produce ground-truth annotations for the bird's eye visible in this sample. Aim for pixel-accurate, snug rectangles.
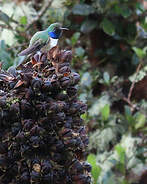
[54,27,61,34]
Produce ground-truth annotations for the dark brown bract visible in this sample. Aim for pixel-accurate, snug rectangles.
[0,46,91,184]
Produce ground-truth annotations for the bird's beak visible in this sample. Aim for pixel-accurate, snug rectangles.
[61,27,69,30]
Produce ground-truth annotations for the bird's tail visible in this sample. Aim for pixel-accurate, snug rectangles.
[18,41,44,56]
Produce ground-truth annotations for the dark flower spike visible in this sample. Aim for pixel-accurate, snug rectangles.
[0,46,91,184]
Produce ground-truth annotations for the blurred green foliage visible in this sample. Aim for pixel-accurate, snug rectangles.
[0,0,147,184]
[0,40,13,69]
[87,154,101,184]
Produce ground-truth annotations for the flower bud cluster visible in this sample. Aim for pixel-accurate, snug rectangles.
[0,46,91,184]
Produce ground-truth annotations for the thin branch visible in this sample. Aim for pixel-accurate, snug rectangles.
[121,63,142,112]
[0,23,22,35]
[25,0,53,31]
[128,63,142,101]
[0,24,12,30]
[122,97,137,111]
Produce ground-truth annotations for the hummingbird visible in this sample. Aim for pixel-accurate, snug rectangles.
[18,22,68,56]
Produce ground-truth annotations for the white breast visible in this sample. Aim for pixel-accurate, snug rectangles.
[41,38,59,53]
[50,38,58,49]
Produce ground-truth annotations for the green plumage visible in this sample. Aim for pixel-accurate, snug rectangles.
[18,23,63,56]
[29,30,48,47]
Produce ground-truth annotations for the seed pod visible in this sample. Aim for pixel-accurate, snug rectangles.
[61,50,72,63]
[0,168,4,177]
[58,62,70,70]
[19,171,30,183]
[60,76,71,88]
[20,72,33,85]
[0,142,8,154]
[70,160,84,173]
[20,144,31,156]
[30,125,45,136]
[83,162,92,172]
[54,112,65,122]
[9,102,20,121]
[59,128,73,137]
[21,99,35,119]
[64,117,72,128]
[9,81,17,89]
[22,119,34,131]
[72,174,91,183]
[50,78,60,89]
[41,160,52,174]
[42,80,52,91]
[43,173,53,183]
[30,136,41,148]
[0,110,10,126]
[67,87,77,97]
[25,87,34,99]
[40,52,47,63]
[57,101,67,111]
[55,93,68,101]
[70,72,80,85]
[55,140,64,151]
[15,131,25,142]
[58,65,71,74]
[0,156,8,168]
[31,170,40,182]
[33,53,40,63]
[31,77,43,92]
[0,96,7,108]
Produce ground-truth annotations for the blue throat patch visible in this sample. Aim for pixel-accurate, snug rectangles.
[48,31,61,39]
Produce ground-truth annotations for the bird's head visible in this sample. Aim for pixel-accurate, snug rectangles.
[47,22,68,39]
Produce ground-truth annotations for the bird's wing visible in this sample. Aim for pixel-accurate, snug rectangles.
[29,31,42,46]
[18,39,45,56]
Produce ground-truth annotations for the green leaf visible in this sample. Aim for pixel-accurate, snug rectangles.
[0,10,10,25]
[113,5,122,14]
[132,47,146,59]
[121,180,129,184]
[65,38,71,45]
[72,32,80,40]
[103,72,110,84]
[115,145,125,164]
[71,32,80,46]
[81,113,87,121]
[135,113,146,129]
[81,72,92,87]
[72,4,95,16]
[81,20,97,33]
[101,104,110,121]
[115,144,126,174]
[0,40,6,50]
[0,50,12,70]
[87,154,101,184]
[136,2,145,13]
[114,5,132,18]
[100,18,115,36]
[125,106,135,125]
[75,47,85,57]
[125,105,132,116]
[121,6,132,18]
[136,147,146,155]
[126,115,135,126]
[0,40,12,69]
[20,16,27,25]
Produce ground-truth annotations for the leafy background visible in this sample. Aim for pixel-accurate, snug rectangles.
[0,0,147,183]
